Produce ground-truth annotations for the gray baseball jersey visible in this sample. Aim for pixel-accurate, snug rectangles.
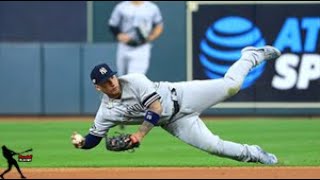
[88,46,280,164]
[109,1,163,41]
[89,73,175,138]
[108,1,163,75]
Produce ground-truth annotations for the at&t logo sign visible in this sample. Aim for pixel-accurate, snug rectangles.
[200,16,319,90]
[272,17,320,90]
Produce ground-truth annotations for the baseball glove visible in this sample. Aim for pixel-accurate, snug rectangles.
[126,39,143,47]
[136,25,149,43]
[106,133,140,152]
[126,26,149,47]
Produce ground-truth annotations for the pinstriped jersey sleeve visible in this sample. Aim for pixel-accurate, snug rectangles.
[142,92,160,108]
[89,103,117,137]
[108,3,122,27]
[124,73,161,108]
[152,3,163,25]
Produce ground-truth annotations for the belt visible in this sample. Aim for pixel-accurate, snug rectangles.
[169,88,180,120]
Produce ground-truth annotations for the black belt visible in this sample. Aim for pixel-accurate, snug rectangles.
[169,88,180,120]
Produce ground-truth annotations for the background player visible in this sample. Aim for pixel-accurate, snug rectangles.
[0,145,26,179]
[108,1,164,76]
[71,45,281,165]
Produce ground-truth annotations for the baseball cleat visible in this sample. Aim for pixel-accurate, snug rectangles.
[254,145,278,165]
[241,45,281,66]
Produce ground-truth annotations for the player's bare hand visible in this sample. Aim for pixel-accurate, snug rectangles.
[130,132,143,144]
[71,131,85,149]
[117,33,131,43]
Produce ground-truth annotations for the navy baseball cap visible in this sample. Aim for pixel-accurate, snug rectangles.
[90,63,117,85]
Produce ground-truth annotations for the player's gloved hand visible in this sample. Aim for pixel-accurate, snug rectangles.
[71,132,85,149]
[126,39,146,47]
[126,39,140,47]
[126,26,149,47]
[106,133,140,152]
[135,26,148,43]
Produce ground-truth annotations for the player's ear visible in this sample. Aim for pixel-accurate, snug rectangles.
[95,85,101,91]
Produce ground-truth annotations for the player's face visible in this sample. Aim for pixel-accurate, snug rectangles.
[96,75,121,99]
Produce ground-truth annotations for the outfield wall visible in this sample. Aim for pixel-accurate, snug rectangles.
[0,2,319,115]
[0,42,319,116]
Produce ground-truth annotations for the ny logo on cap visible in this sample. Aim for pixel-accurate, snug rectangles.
[99,67,108,75]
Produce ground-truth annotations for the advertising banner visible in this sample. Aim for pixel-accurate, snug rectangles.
[187,2,320,108]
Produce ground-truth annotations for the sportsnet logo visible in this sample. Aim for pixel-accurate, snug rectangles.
[18,154,33,162]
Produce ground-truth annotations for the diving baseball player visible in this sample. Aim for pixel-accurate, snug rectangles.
[71,45,281,165]
[108,1,163,76]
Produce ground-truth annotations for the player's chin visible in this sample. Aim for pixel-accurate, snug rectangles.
[112,89,121,98]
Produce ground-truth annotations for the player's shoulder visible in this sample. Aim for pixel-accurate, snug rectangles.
[115,1,130,9]
[119,73,149,82]
[119,73,153,87]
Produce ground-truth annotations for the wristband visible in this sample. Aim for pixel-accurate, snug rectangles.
[144,110,160,126]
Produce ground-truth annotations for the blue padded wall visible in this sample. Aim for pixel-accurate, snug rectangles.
[43,43,81,114]
[0,43,41,114]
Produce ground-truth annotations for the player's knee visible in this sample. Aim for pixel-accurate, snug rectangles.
[228,86,241,97]
[224,77,241,97]
[201,136,224,155]
[210,140,225,155]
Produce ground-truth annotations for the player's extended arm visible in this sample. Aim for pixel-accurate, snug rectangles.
[131,100,163,143]
[146,23,163,42]
[71,132,103,149]
[10,150,17,156]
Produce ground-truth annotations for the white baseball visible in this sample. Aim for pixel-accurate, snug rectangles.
[72,134,84,144]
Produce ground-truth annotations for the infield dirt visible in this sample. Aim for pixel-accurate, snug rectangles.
[1,167,320,179]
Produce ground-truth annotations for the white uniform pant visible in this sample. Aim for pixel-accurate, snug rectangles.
[161,57,264,162]
[116,43,152,76]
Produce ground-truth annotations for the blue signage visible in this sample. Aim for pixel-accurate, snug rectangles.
[191,3,320,102]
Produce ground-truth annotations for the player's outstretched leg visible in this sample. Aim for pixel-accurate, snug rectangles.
[162,116,278,165]
[173,45,281,115]
[252,145,278,165]
[241,45,281,67]
[219,143,278,165]
[223,45,281,96]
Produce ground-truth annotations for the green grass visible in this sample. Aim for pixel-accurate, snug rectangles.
[0,117,319,167]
